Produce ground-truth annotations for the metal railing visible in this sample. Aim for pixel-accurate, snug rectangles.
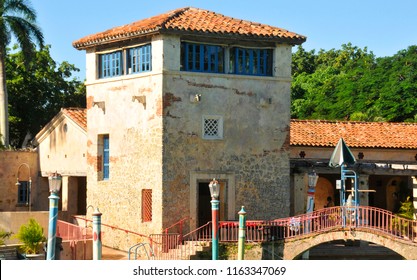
[128,242,154,260]
[148,206,417,260]
[57,220,93,241]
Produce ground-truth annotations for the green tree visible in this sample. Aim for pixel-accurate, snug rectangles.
[290,43,417,122]
[6,45,85,146]
[373,46,417,122]
[0,0,43,147]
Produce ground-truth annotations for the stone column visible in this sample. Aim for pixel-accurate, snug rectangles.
[293,173,306,216]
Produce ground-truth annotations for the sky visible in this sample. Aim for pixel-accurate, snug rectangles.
[29,0,417,81]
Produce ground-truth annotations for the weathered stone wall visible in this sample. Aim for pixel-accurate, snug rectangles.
[162,53,292,225]
[84,34,293,250]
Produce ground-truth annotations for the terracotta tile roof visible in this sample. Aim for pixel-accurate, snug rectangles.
[73,7,306,49]
[62,108,87,130]
[290,119,417,149]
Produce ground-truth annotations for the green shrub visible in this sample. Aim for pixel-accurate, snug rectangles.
[397,196,415,220]
[0,229,12,245]
[13,218,46,254]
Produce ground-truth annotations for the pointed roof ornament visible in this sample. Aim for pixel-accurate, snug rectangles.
[329,138,356,167]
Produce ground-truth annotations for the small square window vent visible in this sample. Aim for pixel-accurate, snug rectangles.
[202,115,223,140]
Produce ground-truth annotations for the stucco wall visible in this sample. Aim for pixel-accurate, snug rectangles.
[36,116,87,176]
[85,41,164,250]
[0,151,48,211]
[0,211,49,244]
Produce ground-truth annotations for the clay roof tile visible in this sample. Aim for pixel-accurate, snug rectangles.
[62,108,87,130]
[290,119,417,149]
[73,7,306,49]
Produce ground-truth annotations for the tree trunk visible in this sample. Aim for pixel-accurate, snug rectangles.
[0,52,9,147]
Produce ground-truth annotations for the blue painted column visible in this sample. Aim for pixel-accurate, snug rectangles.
[211,198,219,260]
[46,192,60,260]
[237,206,247,260]
[92,208,102,260]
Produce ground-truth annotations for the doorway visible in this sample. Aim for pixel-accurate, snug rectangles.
[197,181,227,227]
[190,172,236,230]
[198,182,211,227]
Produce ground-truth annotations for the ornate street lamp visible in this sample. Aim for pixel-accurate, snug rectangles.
[46,172,62,260]
[208,178,220,260]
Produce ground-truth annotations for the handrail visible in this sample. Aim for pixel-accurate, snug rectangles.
[128,242,154,260]
[182,222,212,241]
[162,216,191,241]
[57,220,92,241]
[163,216,191,234]
[266,206,416,242]
[72,215,154,244]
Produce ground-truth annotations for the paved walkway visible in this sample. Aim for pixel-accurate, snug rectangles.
[102,246,128,260]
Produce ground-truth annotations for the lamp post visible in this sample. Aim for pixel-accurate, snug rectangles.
[237,206,247,260]
[303,170,319,260]
[208,178,220,260]
[16,163,32,212]
[46,172,62,260]
[92,208,102,260]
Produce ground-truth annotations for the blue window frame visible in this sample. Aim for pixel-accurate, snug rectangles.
[128,44,152,74]
[230,47,273,76]
[181,42,224,73]
[103,135,110,180]
[17,181,29,204]
[99,51,122,78]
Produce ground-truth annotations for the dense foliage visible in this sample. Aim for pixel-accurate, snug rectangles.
[291,43,417,122]
[5,45,85,147]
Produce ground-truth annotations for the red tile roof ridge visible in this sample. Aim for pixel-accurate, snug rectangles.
[291,119,417,126]
[73,6,306,49]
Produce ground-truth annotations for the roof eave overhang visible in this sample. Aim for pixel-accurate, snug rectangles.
[290,144,417,150]
[73,28,306,50]
[73,28,162,50]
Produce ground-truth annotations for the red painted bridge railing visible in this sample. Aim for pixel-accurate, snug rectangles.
[216,206,417,242]
[148,206,416,259]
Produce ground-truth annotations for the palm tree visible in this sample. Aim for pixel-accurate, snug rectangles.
[0,0,43,147]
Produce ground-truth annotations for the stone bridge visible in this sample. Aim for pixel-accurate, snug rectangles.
[280,227,417,260]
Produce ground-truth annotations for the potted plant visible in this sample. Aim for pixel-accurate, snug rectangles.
[12,218,46,259]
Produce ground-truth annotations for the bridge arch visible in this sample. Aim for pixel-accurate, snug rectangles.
[282,228,417,260]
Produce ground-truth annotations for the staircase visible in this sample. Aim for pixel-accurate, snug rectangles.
[146,220,213,260]
[155,240,211,260]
